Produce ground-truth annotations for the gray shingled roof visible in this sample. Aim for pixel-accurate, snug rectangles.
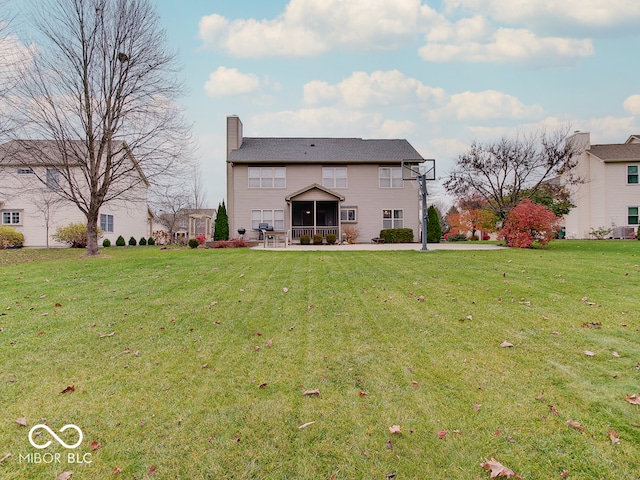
[227,137,424,164]
[589,143,640,162]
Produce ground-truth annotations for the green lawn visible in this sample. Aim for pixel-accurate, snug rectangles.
[1,241,639,479]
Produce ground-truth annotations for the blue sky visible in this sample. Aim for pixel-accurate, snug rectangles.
[8,1,640,205]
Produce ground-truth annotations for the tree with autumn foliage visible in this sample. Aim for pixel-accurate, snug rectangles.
[499,198,560,248]
[444,128,583,220]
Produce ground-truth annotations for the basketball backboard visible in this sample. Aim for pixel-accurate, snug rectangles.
[401,159,435,181]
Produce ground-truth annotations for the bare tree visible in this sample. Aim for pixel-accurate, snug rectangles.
[444,128,583,220]
[190,164,207,214]
[12,0,191,254]
[150,182,191,243]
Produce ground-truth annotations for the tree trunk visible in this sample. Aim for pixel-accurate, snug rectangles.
[86,211,100,256]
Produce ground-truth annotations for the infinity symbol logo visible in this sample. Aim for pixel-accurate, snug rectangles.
[28,424,83,449]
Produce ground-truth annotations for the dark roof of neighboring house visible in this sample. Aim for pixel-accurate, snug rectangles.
[227,137,424,164]
[588,143,640,162]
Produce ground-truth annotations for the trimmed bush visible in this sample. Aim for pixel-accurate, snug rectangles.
[139,237,147,246]
[147,237,156,245]
[0,226,25,249]
[102,238,111,247]
[445,233,468,242]
[326,233,337,245]
[300,234,311,245]
[52,222,102,248]
[188,238,199,249]
[379,228,414,243]
[115,235,126,246]
[313,233,323,244]
[128,236,137,246]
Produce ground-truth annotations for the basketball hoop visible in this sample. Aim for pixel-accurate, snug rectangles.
[401,159,435,251]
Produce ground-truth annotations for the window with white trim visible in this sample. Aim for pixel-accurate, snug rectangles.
[322,167,347,188]
[248,167,286,188]
[629,207,639,225]
[251,209,284,230]
[100,214,114,233]
[2,210,22,225]
[379,167,403,188]
[46,168,61,189]
[340,206,357,223]
[628,165,639,184]
[382,209,403,229]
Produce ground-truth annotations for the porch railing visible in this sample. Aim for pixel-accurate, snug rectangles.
[291,226,339,240]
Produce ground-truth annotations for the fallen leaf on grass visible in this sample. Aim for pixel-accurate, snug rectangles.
[500,341,514,348]
[473,403,482,412]
[112,466,122,474]
[386,440,393,449]
[548,405,559,416]
[481,458,519,478]
[0,453,12,463]
[98,332,115,338]
[266,338,273,347]
[626,394,640,405]
[55,472,73,480]
[61,385,75,394]
[417,295,425,302]
[148,465,157,476]
[566,419,585,431]
[560,470,569,479]
[303,389,320,396]
[389,425,402,434]
[437,430,447,439]
[282,287,289,293]
[583,350,595,357]
[386,473,397,479]
[358,391,368,396]
[298,421,315,429]
[259,383,268,389]
[411,381,419,388]
[582,322,601,328]
[89,441,100,451]
[609,430,621,444]
[612,352,621,358]
[15,417,26,426]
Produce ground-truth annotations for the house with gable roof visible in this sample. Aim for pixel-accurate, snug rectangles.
[0,140,152,247]
[563,132,640,239]
[225,115,427,244]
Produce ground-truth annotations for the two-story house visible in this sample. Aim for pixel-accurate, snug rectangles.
[225,116,427,244]
[0,140,152,247]
[564,132,640,239]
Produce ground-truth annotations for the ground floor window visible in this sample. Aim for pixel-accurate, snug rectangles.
[340,206,357,223]
[2,210,21,225]
[100,213,114,233]
[382,209,403,229]
[251,209,284,230]
[629,207,639,225]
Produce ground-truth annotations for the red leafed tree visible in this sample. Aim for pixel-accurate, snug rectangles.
[499,199,560,248]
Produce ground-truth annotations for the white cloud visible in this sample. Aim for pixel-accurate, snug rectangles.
[443,0,640,28]
[420,27,593,64]
[428,90,544,121]
[203,67,260,97]
[303,70,447,109]
[623,94,640,116]
[198,0,438,57]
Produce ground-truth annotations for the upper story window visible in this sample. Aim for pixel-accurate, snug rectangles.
[2,210,22,225]
[248,167,285,188]
[322,167,347,188]
[628,165,639,184]
[46,168,61,189]
[379,167,403,188]
[17,168,34,175]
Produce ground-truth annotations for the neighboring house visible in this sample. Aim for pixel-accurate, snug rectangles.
[226,115,426,243]
[0,140,152,247]
[563,132,640,239]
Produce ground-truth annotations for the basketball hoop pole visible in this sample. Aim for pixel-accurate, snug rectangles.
[402,159,434,252]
